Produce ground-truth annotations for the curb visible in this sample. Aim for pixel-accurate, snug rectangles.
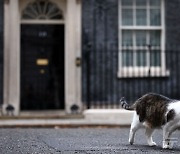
[0,109,133,128]
[83,109,134,125]
[0,119,131,128]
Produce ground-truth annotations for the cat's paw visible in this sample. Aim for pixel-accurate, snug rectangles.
[163,140,173,149]
[163,143,173,149]
[163,144,172,149]
[148,142,157,146]
[129,139,134,145]
[129,141,134,145]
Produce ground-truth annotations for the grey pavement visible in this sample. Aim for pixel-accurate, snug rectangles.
[0,128,180,154]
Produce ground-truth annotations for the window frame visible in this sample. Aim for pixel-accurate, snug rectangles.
[118,0,169,78]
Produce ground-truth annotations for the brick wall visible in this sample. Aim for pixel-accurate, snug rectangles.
[82,0,180,106]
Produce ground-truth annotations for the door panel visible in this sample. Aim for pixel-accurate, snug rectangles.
[21,25,64,110]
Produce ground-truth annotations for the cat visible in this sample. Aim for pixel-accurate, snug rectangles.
[120,93,180,149]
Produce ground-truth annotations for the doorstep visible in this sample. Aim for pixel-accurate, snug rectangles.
[0,110,84,119]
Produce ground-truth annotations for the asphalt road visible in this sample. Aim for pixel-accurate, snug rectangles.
[0,127,180,154]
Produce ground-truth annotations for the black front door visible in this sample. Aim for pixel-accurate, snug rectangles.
[21,25,64,110]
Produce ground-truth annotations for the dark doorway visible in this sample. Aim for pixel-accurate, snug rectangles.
[21,25,64,110]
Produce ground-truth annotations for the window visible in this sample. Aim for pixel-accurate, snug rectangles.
[118,0,169,77]
[22,0,63,21]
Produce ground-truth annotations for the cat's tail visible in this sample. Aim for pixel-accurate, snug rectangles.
[120,97,135,110]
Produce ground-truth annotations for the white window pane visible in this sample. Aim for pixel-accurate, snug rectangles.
[150,50,161,66]
[136,9,147,25]
[150,31,161,46]
[122,30,133,47]
[136,31,147,46]
[122,9,133,25]
[150,9,161,26]
[136,50,147,66]
[122,50,133,66]
[150,0,161,6]
[121,0,133,6]
[136,0,146,6]
[22,1,63,20]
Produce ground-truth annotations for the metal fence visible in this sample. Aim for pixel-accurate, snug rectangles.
[83,47,180,109]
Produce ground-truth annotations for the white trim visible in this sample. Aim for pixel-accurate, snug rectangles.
[121,46,161,51]
[3,0,20,115]
[3,0,10,109]
[118,67,170,78]
[65,0,82,113]
[21,20,65,24]
[120,26,162,30]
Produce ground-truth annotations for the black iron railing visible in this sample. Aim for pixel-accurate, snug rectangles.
[83,48,180,109]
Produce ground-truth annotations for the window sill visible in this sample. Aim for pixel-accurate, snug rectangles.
[118,67,170,78]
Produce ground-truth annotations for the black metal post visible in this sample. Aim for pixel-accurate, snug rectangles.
[86,43,92,109]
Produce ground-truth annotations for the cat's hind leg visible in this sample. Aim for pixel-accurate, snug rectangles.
[129,112,141,145]
[163,123,177,149]
[145,127,156,146]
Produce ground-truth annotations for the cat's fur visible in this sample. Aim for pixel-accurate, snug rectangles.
[120,93,180,149]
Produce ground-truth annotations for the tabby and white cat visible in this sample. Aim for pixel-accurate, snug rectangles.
[120,93,180,149]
